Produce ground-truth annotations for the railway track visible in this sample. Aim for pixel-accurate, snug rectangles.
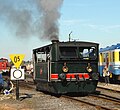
[62,95,120,110]
[12,77,120,110]
[97,86,120,93]
[89,93,120,104]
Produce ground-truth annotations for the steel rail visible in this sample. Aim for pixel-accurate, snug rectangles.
[97,86,120,93]
[62,95,118,110]
[89,94,120,104]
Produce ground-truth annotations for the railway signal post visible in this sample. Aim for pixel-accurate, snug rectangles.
[10,54,25,100]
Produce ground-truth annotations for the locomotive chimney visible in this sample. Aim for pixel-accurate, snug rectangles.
[51,40,59,44]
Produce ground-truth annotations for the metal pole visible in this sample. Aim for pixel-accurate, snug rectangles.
[16,80,19,100]
[69,31,72,42]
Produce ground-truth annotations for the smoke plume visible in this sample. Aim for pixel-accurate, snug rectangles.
[0,0,63,40]
[35,0,63,40]
[0,1,33,38]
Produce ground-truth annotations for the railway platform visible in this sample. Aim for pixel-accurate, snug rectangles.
[97,82,120,92]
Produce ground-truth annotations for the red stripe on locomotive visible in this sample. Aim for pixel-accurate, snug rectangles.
[51,74,58,79]
[51,73,90,80]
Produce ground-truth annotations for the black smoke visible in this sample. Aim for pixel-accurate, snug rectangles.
[0,0,63,40]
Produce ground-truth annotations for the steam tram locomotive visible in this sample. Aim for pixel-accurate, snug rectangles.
[32,40,99,94]
[99,43,120,81]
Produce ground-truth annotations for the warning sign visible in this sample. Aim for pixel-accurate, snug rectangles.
[11,69,24,80]
[9,54,25,69]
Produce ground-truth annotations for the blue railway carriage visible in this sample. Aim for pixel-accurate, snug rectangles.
[32,40,99,94]
[99,43,120,81]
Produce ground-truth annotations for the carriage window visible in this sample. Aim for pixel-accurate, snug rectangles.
[119,52,120,61]
[103,53,105,62]
[79,47,96,60]
[110,52,112,62]
[0,59,8,62]
[36,52,46,62]
[59,47,77,58]
[113,52,115,62]
[100,53,103,62]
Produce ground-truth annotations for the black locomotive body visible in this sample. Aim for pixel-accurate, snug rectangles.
[33,40,99,94]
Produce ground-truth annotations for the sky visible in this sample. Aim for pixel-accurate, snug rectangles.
[0,0,120,61]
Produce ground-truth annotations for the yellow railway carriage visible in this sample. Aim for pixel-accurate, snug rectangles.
[99,44,120,81]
